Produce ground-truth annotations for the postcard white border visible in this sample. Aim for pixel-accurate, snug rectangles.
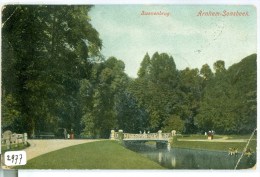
[0,0,259,177]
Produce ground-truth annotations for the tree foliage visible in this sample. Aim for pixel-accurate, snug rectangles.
[195,54,256,134]
[80,57,129,138]
[2,5,102,136]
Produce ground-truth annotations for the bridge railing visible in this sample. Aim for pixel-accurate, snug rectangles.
[162,133,172,139]
[110,130,175,140]
[123,133,159,140]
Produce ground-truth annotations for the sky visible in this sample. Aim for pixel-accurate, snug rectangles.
[89,5,257,78]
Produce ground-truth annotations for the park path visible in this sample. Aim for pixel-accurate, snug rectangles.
[25,139,101,161]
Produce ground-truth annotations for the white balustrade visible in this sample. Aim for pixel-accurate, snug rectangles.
[112,130,175,151]
[119,132,173,140]
[1,131,28,150]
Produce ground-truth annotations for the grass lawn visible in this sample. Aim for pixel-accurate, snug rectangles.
[172,139,256,153]
[17,140,164,169]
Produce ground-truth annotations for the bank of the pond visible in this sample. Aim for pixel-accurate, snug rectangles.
[144,136,256,153]
[172,139,257,153]
[18,140,165,169]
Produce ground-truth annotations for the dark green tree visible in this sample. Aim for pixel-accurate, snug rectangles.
[179,68,203,133]
[129,52,181,132]
[137,53,151,78]
[2,5,102,136]
[80,57,128,138]
[195,54,256,134]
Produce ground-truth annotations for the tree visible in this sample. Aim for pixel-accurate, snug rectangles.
[195,54,256,134]
[129,52,181,131]
[163,115,184,133]
[149,52,177,85]
[179,68,203,133]
[1,5,102,136]
[137,53,151,78]
[1,94,22,131]
[200,64,213,81]
[115,91,149,133]
[213,60,226,74]
[80,57,128,138]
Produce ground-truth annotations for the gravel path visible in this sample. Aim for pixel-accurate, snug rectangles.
[25,139,100,160]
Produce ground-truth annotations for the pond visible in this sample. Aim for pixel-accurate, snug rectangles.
[124,142,256,169]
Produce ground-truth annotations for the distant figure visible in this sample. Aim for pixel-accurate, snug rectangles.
[64,128,67,139]
[205,132,207,136]
[70,129,74,139]
[139,131,142,134]
[228,148,238,156]
[67,133,70,139]
[207,131,213,140]
[244,148,253,157]
[143,130,146,134]
[148,131,150,134]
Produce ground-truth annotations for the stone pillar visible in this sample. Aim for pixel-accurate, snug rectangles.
[13,133,18,147]
[6,139,10,150]
[110,130,115,140]
[158,130,162,139]
[171,130,176,136]
[118,130,124,141]
[23,133,28,145]
[3,130,12,149]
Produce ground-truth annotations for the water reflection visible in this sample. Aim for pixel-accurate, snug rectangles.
[158,152,162,163]
[171,156,176,167]
[124,142,256,169]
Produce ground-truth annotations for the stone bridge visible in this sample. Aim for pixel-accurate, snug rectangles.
[110,130,176,151]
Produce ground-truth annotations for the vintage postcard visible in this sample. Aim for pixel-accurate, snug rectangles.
[0,1,258,173]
